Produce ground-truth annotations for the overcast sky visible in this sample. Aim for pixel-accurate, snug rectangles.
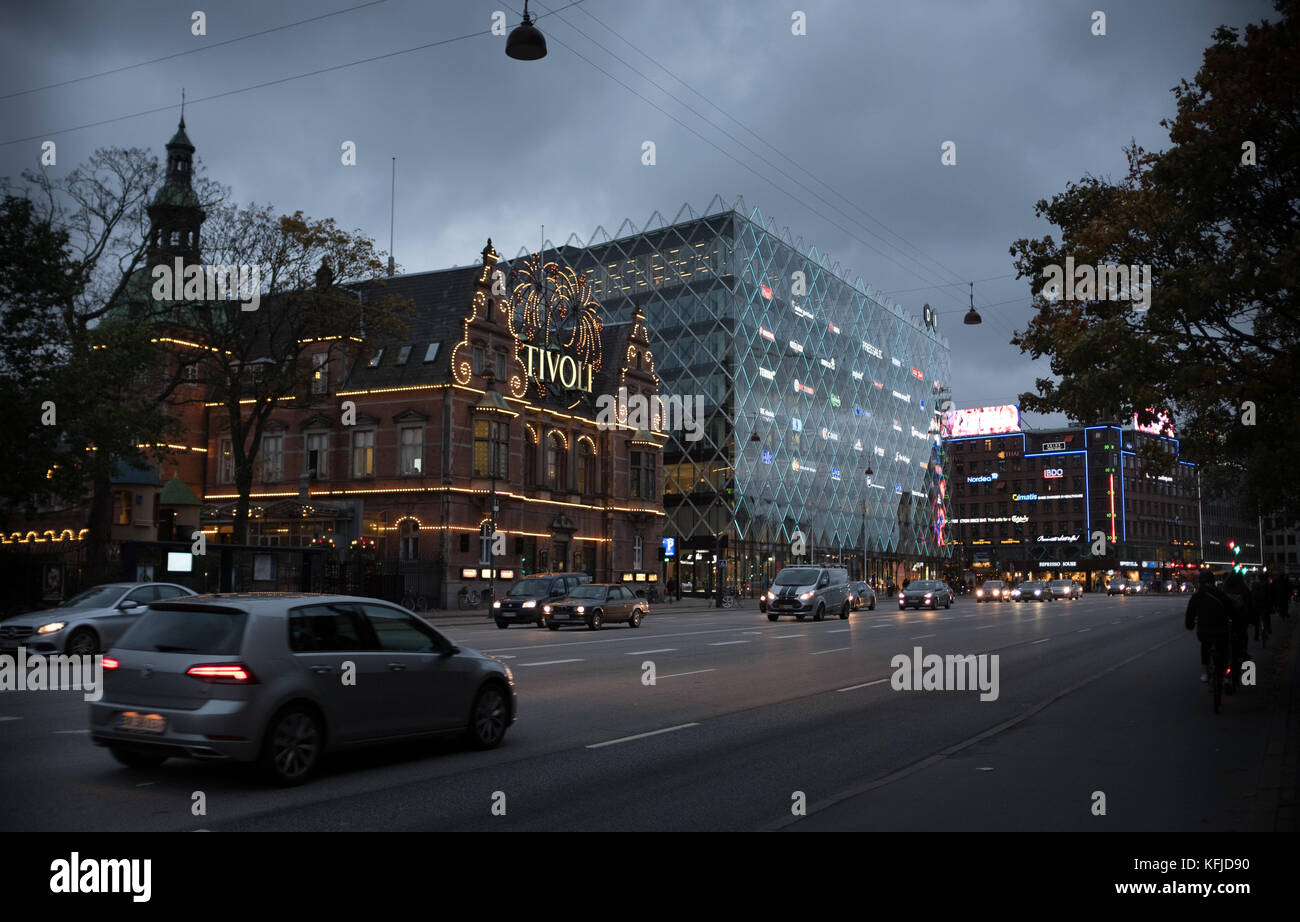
[0,0,1277,426]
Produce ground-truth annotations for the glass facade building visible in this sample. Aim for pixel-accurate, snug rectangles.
[506,198,954,595]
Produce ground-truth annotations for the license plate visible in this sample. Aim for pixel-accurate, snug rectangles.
[117,711,166,734]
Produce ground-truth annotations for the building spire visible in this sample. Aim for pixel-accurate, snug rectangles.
[180,87,186,128]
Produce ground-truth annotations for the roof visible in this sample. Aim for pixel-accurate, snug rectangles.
[167,118,194,151]
[159,474,201,506]
[111,460,161,486]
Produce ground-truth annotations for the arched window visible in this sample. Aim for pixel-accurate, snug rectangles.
[576,440,594,494]
[546,432,568,491]
[399,520,419,560]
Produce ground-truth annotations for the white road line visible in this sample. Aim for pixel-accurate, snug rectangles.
[741,631,765,635]
[515,658,584,667]
[838,678,890,692]
[52,729,90,734]
[812,647,852,655]
[828,628,851,633]
[1111,619,1122,624]
[771,633,806,638]
[708,640,748,646]
[867,624,890,629]
[626,648,677,655]
[586,722,700,749]
[1077,628,1092,633]
[658,669,717,679]
[1031,638,1050,645]
[0,717,21,722]
[494,655,516,659]
[911,633,936,640]
[975,625,998,630]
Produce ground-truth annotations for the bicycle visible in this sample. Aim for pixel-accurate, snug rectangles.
[401,595,429,612]
[1209,629,1235,714]
[719,592,735,609]
[457,587,481,610]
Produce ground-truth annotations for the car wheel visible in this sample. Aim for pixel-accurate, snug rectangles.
[767,613,779,622]
[67,628,99,656]
[869,598,875,610]
[495,619,509,629]
[814,605,827,622]
[466,683,509,750]
[587,611,603,630]
[629,609,643,628]
[109,745,168,770]
[945,597,951,609]
[840,602,850,620]
[535,616,548,629]
[260,706,324,786]
[547,622,560,631]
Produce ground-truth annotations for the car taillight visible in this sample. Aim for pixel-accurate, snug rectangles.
[102,657,120,671]
[186,663,257,684]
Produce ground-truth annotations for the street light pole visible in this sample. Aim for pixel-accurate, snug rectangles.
[484,372,499,609]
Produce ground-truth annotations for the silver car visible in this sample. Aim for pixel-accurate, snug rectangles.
[0,582,196,656]
[90,593,516,784]
[898,580,954,610]
[1048,579,1082,600]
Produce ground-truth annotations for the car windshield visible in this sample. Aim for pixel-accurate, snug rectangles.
[116,608,248,654]
[568,586,607,600]
[774,568,820,586]
[57,585,125,610]
[1021,582,1045,589]
[1049,581,1071,588]
[984,581,1005,588]
[909,581,943,590]
[508,579,552,597]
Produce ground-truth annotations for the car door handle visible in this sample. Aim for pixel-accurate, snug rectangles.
[309,665,333,675]
[386,663,407,671]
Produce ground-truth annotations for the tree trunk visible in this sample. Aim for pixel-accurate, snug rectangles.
[233,473,252,544]
[85,471,113,571]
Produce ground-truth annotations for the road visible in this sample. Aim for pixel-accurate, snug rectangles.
[0,593,1292,831]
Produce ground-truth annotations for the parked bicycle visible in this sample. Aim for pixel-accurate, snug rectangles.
[719,591,735,609]
[401,595,430,612]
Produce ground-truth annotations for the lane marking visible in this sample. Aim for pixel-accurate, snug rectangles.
[515,658,584,667]
[812,647,852,655]
[626,648,676,655]
[772,633,806,638]
[586,722,700,749]
[828,628,851,634]
[975,625,998,630]
[708,640,748,646]
[911,633,936,640]
[741,631,765,635]
[1111,619,1121,624]
[837,678,890,692]
[1031,638,1050,645]
[52,729,90,734]
[658,669,717,679]
[0,717,21,722]
[1077,628,1092,633]
[867,624,890,629]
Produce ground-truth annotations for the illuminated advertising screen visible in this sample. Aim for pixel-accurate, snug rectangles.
[944,405,1020,438]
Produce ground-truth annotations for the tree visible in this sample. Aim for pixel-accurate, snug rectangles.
[1009,0,1300,516]
[0,149,221,562]
[158,205,410,544]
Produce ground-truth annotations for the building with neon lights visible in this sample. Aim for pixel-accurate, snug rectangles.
[945,418,1260,586]
[515,198,955,593]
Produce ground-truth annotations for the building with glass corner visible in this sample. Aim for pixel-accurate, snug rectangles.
[504,198,955,597]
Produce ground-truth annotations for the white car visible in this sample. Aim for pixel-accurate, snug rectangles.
[0,582,197,656]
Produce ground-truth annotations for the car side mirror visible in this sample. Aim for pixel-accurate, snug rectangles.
[441,643,459,656]
[118,600,142,611]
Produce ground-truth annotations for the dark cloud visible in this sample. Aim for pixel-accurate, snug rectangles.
[0,0,1276,424]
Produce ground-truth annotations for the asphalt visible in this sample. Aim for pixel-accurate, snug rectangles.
[1,592,1295,831]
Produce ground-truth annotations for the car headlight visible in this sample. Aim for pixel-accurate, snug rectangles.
[799,591,814,601]
[492,600,501,609]
[576,606,586,614]
[523,600,536,609]
[766,591,775,601]
[543,604,552,613]
[36,621,66,635]
[976,589,983,597]
[924,593,932,599]
[1033,590,1041,596]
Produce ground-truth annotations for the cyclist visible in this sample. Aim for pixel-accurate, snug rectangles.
[1185,570,1233,685]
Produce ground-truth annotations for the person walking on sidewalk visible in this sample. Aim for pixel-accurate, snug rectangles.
[1185,570,1234,684]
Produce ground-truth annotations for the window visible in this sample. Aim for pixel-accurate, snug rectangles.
[545,433,567,491]
[423,343,440,363]
[183,363,198,383]
[305,431,329,478]
[352,429,375,477]
[633,535,643,570]
[399,426,423,475]
[311,353,328,394]
[261,434,283,482]
[524,435,537,487]
[396,344,412,365]
[576,441,594,494]
[219,438,234,484]
[367,348,384,368]
[473,345,485,376]
[358,604,441,653]
[480,523,493,565]
[399,520,419,561]
[494,350,506,381]
[630,451,655,499]
[289,603,377,652]
[116,490,133,526]
[473,420,509,479]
